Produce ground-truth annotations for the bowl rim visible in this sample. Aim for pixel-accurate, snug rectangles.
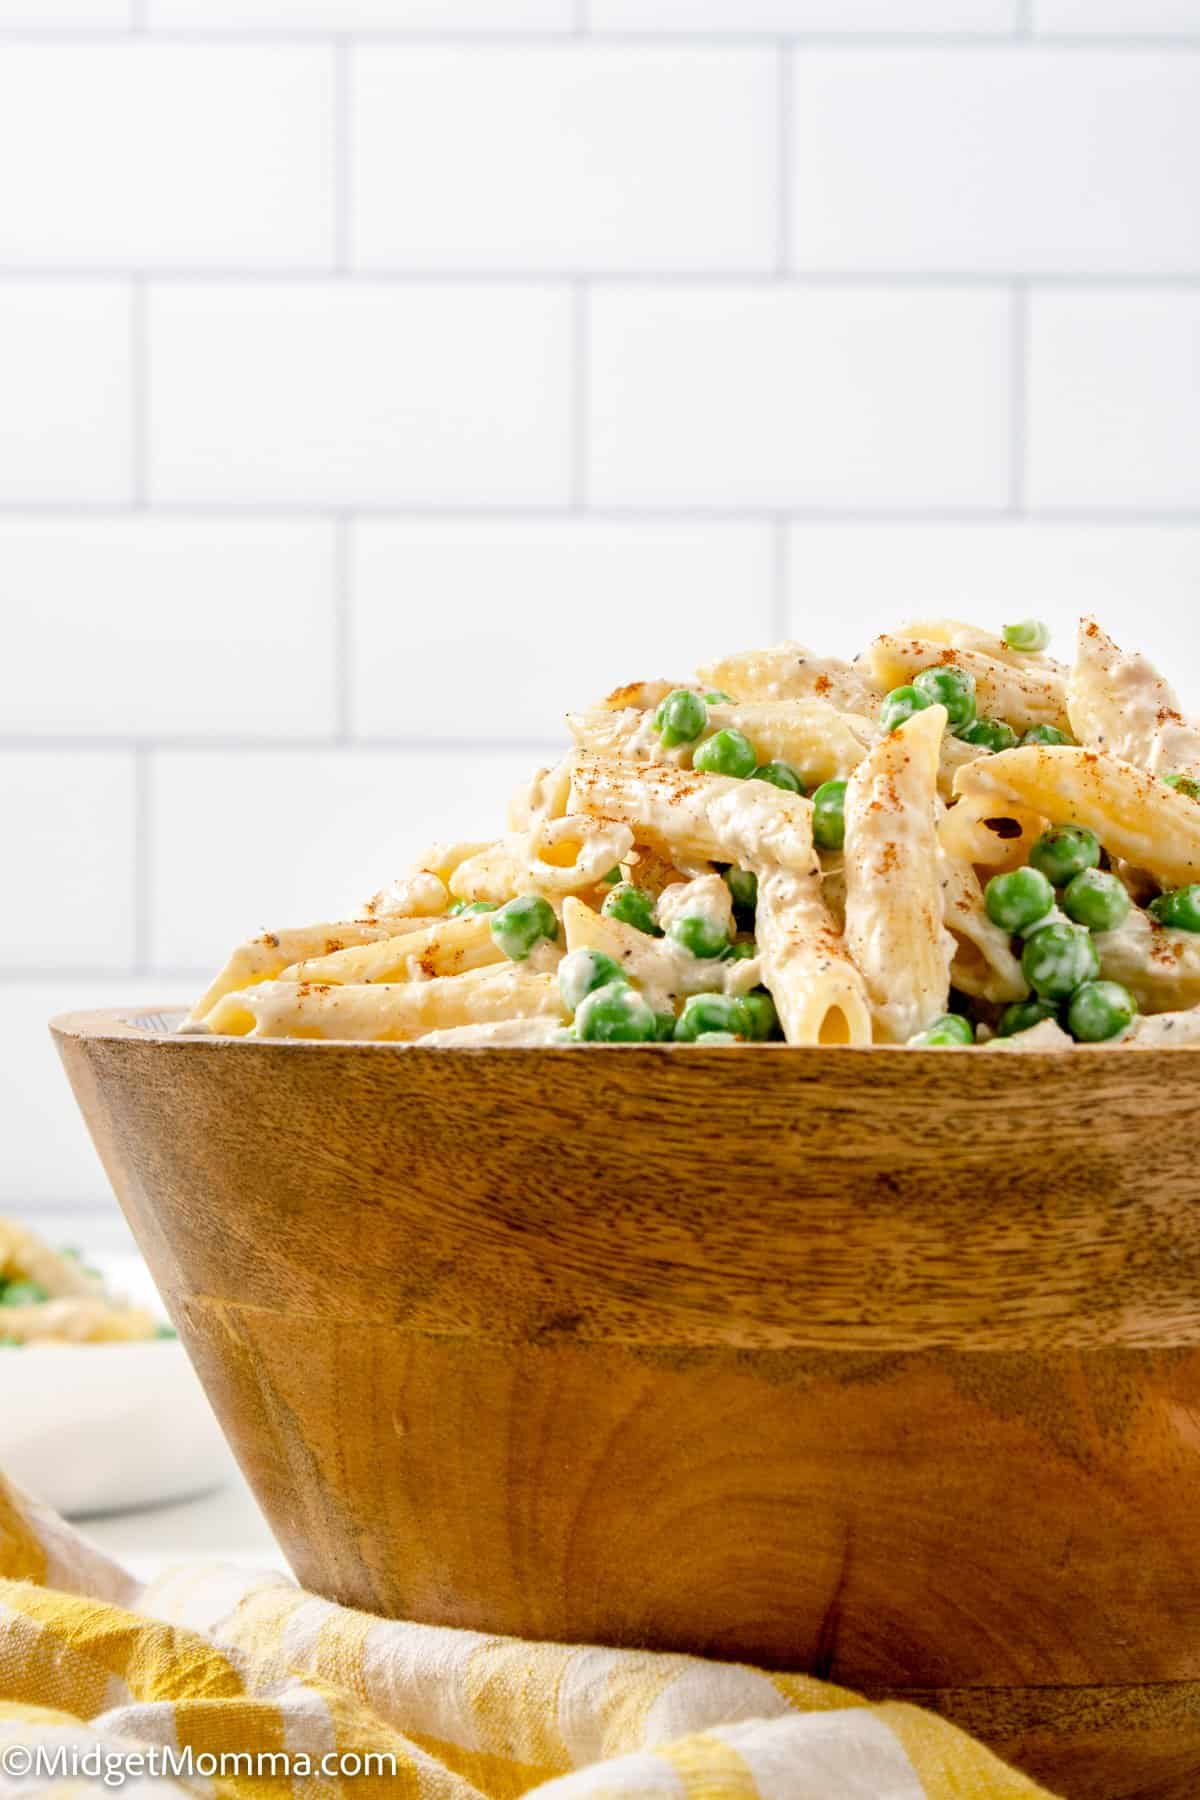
[48,1003,1200,1058]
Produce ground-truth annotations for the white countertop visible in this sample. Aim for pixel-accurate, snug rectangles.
[81,1464,289,1584]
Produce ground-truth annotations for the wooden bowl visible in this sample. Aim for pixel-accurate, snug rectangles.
[53,1007,1200,1800]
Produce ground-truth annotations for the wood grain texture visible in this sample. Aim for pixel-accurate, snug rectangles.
[52,1008,1200,1799]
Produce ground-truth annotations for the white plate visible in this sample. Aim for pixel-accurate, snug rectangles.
[0,1252,233,1518]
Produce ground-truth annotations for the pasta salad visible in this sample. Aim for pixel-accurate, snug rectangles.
[184,617,1200,1052]
[0,1218,166,1345]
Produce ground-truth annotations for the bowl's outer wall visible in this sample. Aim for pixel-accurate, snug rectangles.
[53,1015,1200,1798]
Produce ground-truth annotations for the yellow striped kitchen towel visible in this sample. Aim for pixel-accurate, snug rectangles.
[0,1471,1055,1798]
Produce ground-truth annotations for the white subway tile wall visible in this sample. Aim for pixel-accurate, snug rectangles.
[0,1,131,23]
[1,5,1197,1212]
[350,48,779,273]
[1027,289,1200,510]
[789,51,1200,274]
[0,48,335,268]
[148,284,574,505]
[350,521,776,739]
[0,285,133,502]
[587,286,1014,507]
[1034,1,1200,35]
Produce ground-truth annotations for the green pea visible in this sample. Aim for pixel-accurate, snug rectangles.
[674,993,750,1041]
[1029,825,1101,887]
[693,1031,739,1044]
[653,1009,678,1041]
[811,779,848,852]
[998,997,1060,1037]
[740,988,778,1041]
[575,981,658,1043]
[1021,921,1100,1000]
[1067,979,1137,1044]
[0,1280,49,1308]
[1003,619,1051,653]
[155,1324,179,1340]
[724,866,757,915]
[558,948,628,1015]
[984,866,1056,933]
[1164,773,1200,801]
[489,895,559,962]
[959,717,1019,753]
[693,728,757,779]
[909,1014,974,1048]
[0,1336,22,1348]
[1062,868,1130,933]
[655,688,707,748]
[752,760,804,793]
[602,883,661,936]
[913,665,977,733]
[669,914,730,960]
[1022,724,1074,747]
[880,685,933,733]
[1149,885,1200,932]
[723,939,758,962]
[601,865,622,885]
[704,689,733,704]
[451,900,497,916]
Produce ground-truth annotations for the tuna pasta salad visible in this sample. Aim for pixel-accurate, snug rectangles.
[183,617,1200,1052]
[0,1219,162,1345]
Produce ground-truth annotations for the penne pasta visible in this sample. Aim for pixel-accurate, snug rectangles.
[1067,617,1200,779]
[696,641,883,717]
[937,788,1048,874]
[184,920,422,1029]
[282,911,505,987]
[954,746,1200,891]
[899,617,1066,679]
[185,613,1200,1054]
[1094,908,1200,1015]
[562,896,727,1004]
[939,852,1028,1004]
[982,1018,1074,1053]
[843,706,954,1043]
[569,699,873,786]
[197,967,563,1042]
[569,752,815,876]
[867,635,1069,734]
[755,864,873,1045]
[449,815,634,904]
[414,1018,566,1047]
[1123,1008,1200,1048]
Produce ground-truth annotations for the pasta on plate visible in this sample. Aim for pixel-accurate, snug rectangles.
[0,1218,162,1346]
[185,617,1200,1051]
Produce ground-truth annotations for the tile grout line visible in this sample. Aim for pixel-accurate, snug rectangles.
[334,37,351,275]
[3,502,1200,524]
[1009,280,1029,516]
[0,734,570,753]
[4,27,1200,45]
[335,514,352,742]
[572,283,589,512]
[776,42,792,279]
[132,746,152,975]
[2,268,1200,287]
